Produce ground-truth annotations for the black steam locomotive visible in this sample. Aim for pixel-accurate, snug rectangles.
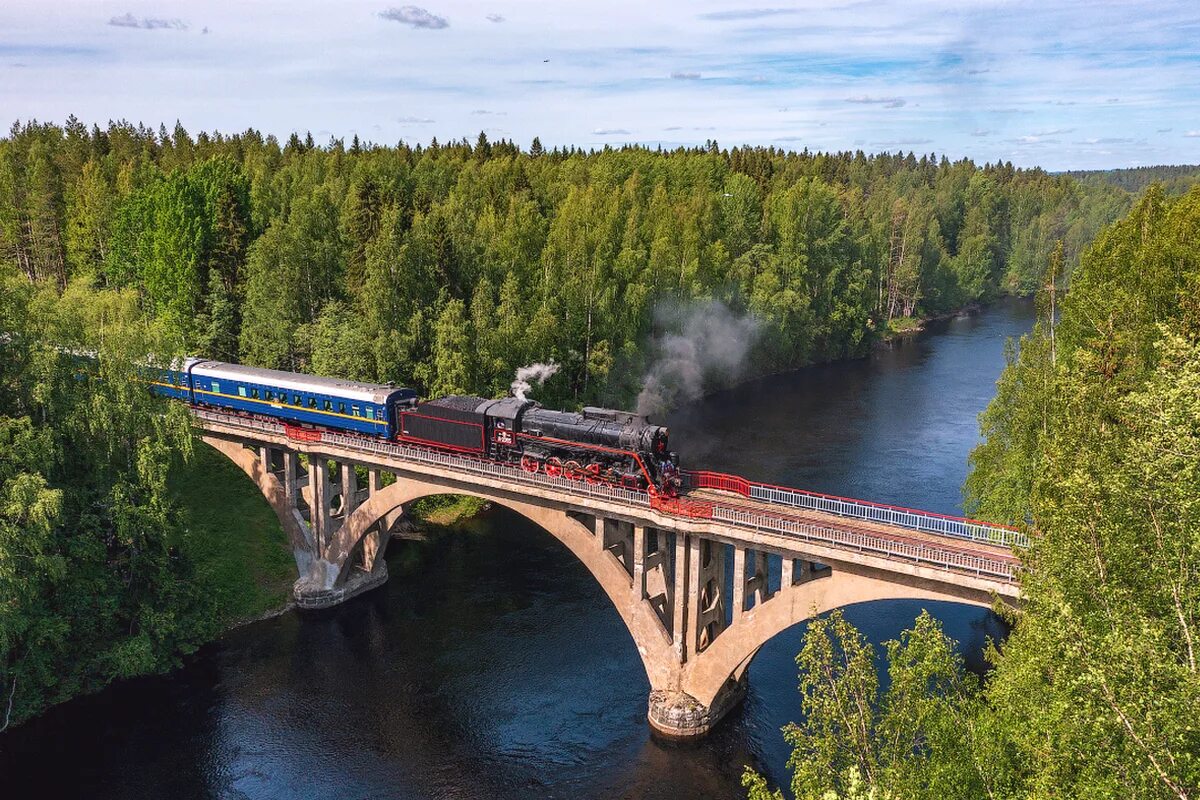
[399,396,681,494]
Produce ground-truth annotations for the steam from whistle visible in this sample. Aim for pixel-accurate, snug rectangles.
[637,301,762,416]
[511,361,559,401]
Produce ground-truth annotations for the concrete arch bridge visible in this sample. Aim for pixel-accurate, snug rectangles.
[194,408,1022,737]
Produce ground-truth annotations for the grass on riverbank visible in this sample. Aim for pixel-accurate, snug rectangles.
[169,441,296,624]
[409,494,490,527]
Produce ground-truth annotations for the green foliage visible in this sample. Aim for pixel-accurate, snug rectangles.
[747,610,1002,800]
[0,121,1136,411]
[0,270,229,727]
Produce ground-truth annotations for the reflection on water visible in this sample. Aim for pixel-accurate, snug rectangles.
[0,299,1034,799]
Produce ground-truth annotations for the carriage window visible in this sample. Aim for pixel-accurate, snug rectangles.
[338,402,346,414]
[365,407,374,420]
[238,387,247,397]
[294,394,302,405]
[323,400,333,411]
[308,397,317,408]
[250,388,259,399]
[211,381,221,394]
[352,406,361,417]
[264,390,273,401]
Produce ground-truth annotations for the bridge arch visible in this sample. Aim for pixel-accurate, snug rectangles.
[321,475,679,691]
[677,564,998,709]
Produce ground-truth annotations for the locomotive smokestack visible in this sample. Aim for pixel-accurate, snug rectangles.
[511,361,559,401]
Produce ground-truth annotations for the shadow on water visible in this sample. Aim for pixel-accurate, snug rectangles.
[0,298,1033,799]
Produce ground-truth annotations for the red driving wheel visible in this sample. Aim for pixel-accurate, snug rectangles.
[545,457,563,478]
[564,460,583,481]
[584,462,602,484]
[521,455,540,473]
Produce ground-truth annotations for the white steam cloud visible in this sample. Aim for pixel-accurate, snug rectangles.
[637,301,761,416]
[512,361,559,401]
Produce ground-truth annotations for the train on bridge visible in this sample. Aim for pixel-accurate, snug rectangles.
[148,359,682,495]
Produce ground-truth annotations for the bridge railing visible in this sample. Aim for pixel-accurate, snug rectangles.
[192,410,1017,581]
[682,470,1028,549]
[710,504,1016,579]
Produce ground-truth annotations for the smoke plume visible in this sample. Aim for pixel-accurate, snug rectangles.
[511,361,559,400]
[637,301,762,416]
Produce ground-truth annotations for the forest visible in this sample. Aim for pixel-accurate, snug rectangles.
[747,185,1200,799]
[1,118,1133,409]
[0,116,1175,737]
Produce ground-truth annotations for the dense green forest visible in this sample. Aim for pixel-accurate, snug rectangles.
[1063,163,1200,196]
[747,186,1200,799]
[1,118,1131,409]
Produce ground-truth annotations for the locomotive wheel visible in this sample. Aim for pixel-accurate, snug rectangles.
[563,460,584,481]
[584,462,603,484]
[545,457,563,478]
[520,455,540,474]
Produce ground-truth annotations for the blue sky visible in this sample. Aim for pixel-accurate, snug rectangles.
[3,0,1199,170]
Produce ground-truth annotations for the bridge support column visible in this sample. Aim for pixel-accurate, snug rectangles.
[648,533,745,739]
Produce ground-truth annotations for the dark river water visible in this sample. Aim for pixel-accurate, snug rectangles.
[0,298,1034,799]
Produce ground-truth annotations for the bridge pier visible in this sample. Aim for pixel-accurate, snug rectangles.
[197,417,1019,738]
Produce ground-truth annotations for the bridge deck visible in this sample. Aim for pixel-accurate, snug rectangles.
[685,487,1019,565]
[192,408,1021,584]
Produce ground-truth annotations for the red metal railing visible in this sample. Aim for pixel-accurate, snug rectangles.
[283,424,322,443]
[683,470,751,497]
[650,493,715,519]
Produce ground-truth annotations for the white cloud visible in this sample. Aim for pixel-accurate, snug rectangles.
[670,71,701,80]
[1185,131,1200,138]
[379,6,449,29]
[486,14,505,23]
[397,115,435,124]
[592,128,631,135]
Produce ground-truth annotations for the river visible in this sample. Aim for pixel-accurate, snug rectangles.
[0,298,1035,799]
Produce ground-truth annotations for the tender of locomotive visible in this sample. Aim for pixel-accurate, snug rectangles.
[148,359,679,495]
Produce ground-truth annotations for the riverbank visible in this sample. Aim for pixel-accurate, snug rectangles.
[881,302,986,341]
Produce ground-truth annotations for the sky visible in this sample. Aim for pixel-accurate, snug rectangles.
[2,0,1199,171]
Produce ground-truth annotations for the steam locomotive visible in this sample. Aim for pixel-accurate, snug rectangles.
[149,359,681,495]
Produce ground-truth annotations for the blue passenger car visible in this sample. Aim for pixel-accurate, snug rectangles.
[180,360,415,437]
[147,357,202,402]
